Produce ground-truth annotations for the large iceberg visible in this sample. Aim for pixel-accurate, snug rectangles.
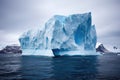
[19,12,98,56]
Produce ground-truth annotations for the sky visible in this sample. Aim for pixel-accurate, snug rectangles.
[0,0,120,48]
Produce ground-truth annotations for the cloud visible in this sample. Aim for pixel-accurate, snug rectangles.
[0,0,120,46]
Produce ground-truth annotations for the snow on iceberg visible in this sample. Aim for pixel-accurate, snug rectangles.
[19,12,98,56]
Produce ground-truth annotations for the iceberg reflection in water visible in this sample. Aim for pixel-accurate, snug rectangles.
[0,54,120,80]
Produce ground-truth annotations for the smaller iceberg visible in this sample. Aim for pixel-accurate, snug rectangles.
[96,43,120,55]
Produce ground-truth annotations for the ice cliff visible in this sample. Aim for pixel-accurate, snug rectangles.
[19,12,97,56]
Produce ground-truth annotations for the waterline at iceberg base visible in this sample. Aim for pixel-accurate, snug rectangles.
[22,49,100,56]
[19,12,99,56]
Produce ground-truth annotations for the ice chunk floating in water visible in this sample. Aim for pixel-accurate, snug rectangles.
[19,12,98,56]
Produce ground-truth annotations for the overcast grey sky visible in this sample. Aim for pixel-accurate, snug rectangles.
[0,0,120,47]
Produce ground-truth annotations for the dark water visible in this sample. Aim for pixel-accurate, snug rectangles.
[0,54,120,80]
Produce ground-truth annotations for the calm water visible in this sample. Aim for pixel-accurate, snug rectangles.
[0,54,120,80]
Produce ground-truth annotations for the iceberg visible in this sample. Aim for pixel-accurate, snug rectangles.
[19,12,98,56]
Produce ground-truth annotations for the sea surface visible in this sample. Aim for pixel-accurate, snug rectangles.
[0,54,120,80]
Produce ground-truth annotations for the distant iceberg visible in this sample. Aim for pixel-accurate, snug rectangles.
[19,12,98,56]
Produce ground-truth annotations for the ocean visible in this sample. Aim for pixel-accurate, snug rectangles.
[0,54,120,80]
